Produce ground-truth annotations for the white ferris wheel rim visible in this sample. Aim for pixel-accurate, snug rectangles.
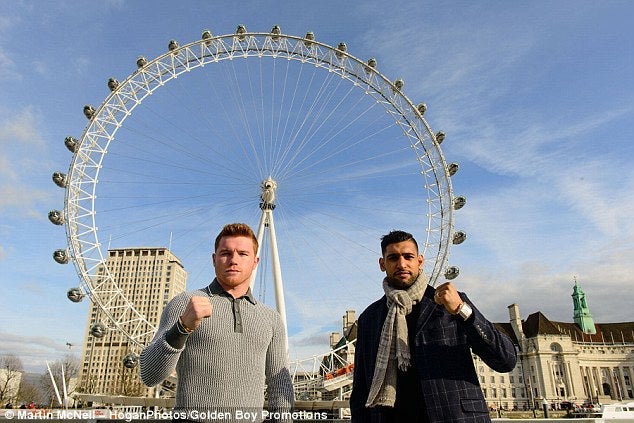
[60,28,456,354]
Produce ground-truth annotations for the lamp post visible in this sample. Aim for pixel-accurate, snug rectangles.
[542,398,549,418]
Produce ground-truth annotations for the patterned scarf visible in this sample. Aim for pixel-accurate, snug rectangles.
[365,271,427,408]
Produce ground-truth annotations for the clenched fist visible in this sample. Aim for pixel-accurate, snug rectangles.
[180,296,213,331]
[433,282,463,314]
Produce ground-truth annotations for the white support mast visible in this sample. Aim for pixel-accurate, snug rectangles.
[251,177,288,352]
[46,361,64,408]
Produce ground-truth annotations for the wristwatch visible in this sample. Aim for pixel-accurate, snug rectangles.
[456,302,473,321]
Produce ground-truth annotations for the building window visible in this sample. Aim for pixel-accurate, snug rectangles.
[550,342,563,352]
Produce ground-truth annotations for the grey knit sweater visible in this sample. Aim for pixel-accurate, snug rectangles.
[140,280,294,422]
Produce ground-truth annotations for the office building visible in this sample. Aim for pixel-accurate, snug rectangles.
[77,247,187,397]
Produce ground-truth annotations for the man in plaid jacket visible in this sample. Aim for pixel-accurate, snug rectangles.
[350,230,516,422]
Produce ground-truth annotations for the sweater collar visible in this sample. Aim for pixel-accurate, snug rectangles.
[207,278,257,305]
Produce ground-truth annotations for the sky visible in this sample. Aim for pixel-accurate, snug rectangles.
[1,1,633,374]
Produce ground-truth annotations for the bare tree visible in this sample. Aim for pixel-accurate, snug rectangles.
[17,379,43,406]
[40,354,80,407]
[116,366,145,397]
[76,373,99,394]
[0,355,23,404]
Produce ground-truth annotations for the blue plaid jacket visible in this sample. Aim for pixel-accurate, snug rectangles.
[350,285,517,423]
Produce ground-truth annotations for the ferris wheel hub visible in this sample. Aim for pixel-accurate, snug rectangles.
[260,177,277,210]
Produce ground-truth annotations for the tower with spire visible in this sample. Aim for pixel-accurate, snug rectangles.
[572,277,596,334]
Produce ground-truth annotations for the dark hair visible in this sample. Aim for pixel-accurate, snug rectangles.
[214,223,259,253]
[380,230,418,255]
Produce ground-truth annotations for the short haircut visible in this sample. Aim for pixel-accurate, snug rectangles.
[380,230,418,255]
[214,223,259,254]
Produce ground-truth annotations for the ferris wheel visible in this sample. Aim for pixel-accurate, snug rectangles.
[49,25,466,367]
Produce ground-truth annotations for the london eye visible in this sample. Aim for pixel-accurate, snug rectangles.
[49,26,465,377]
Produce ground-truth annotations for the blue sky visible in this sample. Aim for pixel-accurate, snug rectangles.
[1,1,633,372]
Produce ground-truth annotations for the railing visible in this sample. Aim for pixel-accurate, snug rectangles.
[289,340,355,400]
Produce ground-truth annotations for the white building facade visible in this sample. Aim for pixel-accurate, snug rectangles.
[477,282,634,410]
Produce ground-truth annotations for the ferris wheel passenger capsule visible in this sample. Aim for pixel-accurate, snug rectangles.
[447,162,459,177]
[393,79,404,91]
[52,171,67,188]
[83,105,96,120]
[452,231,467,245]
[444,266,460,280]
[123,353,139,368]
[417,103,427,116]
[303,31,315,47]
[453,196,467,210]
[90,323,107,338]
[336,42,347,59]
[48,210,64,225]
[271,25,281,41]
[64,136,79,153]
[168,40,179,52]
[202,30,213,45]
[53,249,69,264]
[435,130,446,144]
[67,287,85,303]
[136,56,148,68]
[236,25,247,41]
[107,78,119,91]
[364,58,377,74]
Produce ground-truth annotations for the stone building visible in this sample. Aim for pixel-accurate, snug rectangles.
[478,281,634,410]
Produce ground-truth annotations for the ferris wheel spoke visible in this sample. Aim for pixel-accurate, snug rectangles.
[271,62,322,176]
[272,205,381,312]
[119,93,258,177]
[271,68,346,174]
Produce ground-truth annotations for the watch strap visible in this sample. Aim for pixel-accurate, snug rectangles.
[457,302,473,321]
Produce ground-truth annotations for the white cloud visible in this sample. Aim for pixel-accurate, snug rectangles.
[288,323,341,366]
[0,332,77,373]
[461,244,634,326]
[33,60,50,76]
[458,107,632,179]
[0,15,13,32]
[0,47,21,81]
[0,107,52,217]
[0,107,44,145]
